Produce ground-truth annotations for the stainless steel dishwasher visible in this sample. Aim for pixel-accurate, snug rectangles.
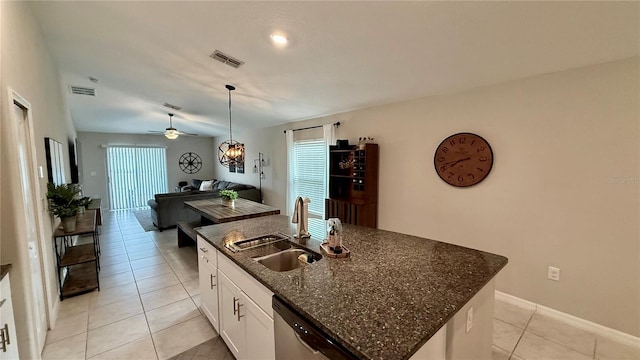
[273,296,357,360]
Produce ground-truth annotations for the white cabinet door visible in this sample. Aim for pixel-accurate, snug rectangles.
[218,270,245,359]
[198,258,219,332]
[0,276,20,360]
[241,291,275,360]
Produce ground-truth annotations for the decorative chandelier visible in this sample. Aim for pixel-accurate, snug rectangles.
[218,84,245,167]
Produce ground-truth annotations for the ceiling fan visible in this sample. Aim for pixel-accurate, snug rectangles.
[148,113,198,139]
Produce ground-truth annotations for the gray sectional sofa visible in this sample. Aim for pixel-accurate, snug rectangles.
[147,179,260,230]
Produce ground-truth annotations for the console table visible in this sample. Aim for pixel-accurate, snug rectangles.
[53,210,100,300]
[87,198,102,226]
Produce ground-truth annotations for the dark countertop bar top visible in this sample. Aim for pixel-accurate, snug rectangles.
[1,264,12,281]
[196,215,507,360]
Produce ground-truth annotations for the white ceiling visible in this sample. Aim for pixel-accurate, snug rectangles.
[30,1,639,138]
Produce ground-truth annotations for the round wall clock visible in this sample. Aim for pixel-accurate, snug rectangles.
[434,132,493,187]
[179,152,202,174]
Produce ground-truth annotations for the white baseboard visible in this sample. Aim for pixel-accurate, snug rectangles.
[495,291,640,349]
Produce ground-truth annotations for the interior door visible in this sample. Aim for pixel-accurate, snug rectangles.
[12,102,47,350]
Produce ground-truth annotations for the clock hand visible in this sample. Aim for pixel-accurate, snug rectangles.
[445,157,471,167]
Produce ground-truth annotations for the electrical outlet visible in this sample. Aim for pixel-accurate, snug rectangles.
[548,266,560,281]
[466,307,473,333]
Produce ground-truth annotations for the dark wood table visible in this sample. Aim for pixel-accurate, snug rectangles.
[180,198,280,247]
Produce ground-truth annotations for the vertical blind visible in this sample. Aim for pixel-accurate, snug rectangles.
[106,146,168,210]
[290,139,326,238]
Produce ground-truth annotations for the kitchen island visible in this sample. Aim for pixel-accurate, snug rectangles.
[196,215,507,360]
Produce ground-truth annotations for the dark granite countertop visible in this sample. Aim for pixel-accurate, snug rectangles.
[196,215,507,360]
[1,264,12,281]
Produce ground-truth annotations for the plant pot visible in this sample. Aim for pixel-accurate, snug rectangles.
[222,199,235,208]
[61,216,77,233]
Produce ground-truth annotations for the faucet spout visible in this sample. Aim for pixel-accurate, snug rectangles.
[292,196,311,239]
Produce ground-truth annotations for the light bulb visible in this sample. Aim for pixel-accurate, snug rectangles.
[270,33,288,46]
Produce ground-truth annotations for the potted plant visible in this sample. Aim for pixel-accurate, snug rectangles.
[77,196,92,214]
[46,183,81,232]
[219,189,238,208]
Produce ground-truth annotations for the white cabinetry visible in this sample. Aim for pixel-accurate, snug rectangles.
[217,252,275,360]
[197,236,219,332]
[0,274,20,359]
[241,291,274,360]
[218,271,245,358]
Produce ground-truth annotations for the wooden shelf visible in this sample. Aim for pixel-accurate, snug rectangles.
[61,263,99,299]
[59,244,97,267]
[330,174,352,179]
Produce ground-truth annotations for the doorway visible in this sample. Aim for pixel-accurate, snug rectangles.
[11,91,49,351]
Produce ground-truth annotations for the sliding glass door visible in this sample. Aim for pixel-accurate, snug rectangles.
[106,146,168,210]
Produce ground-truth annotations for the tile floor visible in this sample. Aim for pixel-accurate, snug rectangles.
[42,210,640,360]
[42,211,218,360]
[492,300,640,360]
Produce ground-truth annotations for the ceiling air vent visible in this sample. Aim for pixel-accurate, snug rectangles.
[210,50,244,69]
[69,86,96,96]
[163,102,182,111]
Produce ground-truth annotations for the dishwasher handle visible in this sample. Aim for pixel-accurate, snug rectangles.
[294,332,320,355]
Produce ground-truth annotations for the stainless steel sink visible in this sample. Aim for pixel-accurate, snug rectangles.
[253,249,322,272]
[225,233,289,252]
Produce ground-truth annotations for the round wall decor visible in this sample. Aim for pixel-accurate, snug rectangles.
[434,132,493,187]
[179,152,202,174]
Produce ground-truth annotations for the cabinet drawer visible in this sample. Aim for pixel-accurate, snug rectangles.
[197,235,217,267]
[218,254,273,318]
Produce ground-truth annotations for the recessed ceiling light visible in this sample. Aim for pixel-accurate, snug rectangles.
[270,33,288,46]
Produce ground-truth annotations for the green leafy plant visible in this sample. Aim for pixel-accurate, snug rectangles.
[46,183,81,218]
[77,196,92,209]
[219,189,238,201]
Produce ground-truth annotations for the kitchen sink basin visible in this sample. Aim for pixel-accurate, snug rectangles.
[253,249,322,272]
[225,233,289,252]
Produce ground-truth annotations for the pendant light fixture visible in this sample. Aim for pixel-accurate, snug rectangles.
[217,84,245,167]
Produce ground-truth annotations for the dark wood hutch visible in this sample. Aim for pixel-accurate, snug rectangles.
[325,143,379,228]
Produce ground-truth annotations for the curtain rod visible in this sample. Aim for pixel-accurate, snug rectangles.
[283,122,340,134]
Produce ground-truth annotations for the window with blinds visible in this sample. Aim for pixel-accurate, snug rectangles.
[290,139,326,238]
[106,146,168,210]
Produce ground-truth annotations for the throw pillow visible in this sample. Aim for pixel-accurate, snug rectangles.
[199,180,215,191]
[191,179,203,190]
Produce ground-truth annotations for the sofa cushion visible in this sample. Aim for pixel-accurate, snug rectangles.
[147,199,157,209]
[227,183,251,191]
[213,180,229,190]
[199,180,215,191]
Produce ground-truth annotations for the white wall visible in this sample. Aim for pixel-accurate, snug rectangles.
[1,1,77,357]
[217,58,640,336]
[78,132,216,209]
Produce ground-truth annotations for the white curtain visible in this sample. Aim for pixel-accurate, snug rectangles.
[322,123,336,197]
[285,130,295,216]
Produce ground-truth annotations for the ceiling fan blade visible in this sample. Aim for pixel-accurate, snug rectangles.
[177,131,199,136]
[148,130,164,134]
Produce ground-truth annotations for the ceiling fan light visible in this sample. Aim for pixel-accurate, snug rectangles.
[165,128,179,140]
